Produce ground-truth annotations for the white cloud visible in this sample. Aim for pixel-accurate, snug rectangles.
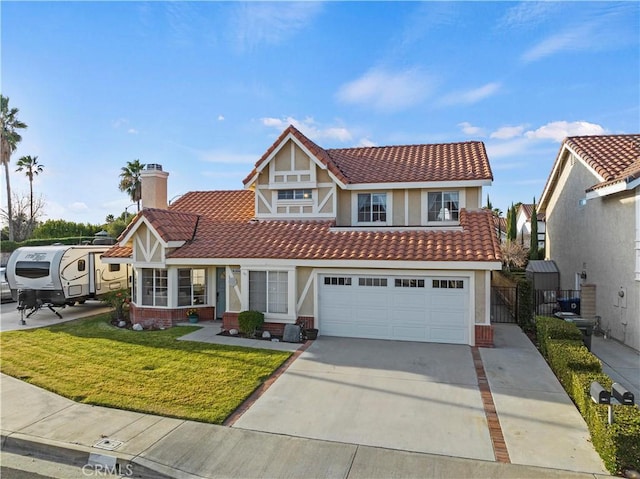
[358,138,376,147]
[233,2,323,50]
[490,125,525,140]
[218,115,225,121]
[261,117,353,143]
[336,68,435,112]
[458,122,485,137]
[440,82,501,106]
[524,121,606,142]
[520,4,637,64]
[521,26,590,63]
[127,128,138,134]
[498,2,562,30]
[69,202,90,212]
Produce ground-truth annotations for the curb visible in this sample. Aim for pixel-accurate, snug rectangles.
[1,432,172,479]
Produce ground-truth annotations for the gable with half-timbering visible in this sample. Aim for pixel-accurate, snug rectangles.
[252,139,337,219]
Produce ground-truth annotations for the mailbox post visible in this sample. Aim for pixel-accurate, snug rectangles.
[591,381,636,425]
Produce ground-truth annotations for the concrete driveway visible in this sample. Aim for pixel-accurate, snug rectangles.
[0,300,110,332]
[232,337,495,461]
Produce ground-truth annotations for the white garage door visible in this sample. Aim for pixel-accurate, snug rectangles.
[319,275,470,344]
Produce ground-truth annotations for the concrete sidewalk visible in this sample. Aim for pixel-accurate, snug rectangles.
[0,323,610,479]
[590,334,640,402]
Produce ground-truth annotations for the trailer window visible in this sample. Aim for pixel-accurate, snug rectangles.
[15,261,50,279]
[78,260,86,272]
[109,264,121,272]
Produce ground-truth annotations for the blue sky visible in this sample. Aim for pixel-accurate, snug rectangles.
[2,1,638,225]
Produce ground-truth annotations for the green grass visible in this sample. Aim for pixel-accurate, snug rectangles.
[0,315,291,424]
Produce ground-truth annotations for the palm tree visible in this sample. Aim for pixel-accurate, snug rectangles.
[118,159,145,212]
[15,155,44,221]
[1,95,28,241]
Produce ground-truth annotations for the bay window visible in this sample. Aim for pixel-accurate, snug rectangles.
[178,268,207,306]
[141,268,167,306]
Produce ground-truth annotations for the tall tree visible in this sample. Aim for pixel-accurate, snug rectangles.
[1,95,28,241]
[509,204,517,242]
[118,159,145,212]
[15,155,44,221]
[529,198,539,260]
[506,204,513,242]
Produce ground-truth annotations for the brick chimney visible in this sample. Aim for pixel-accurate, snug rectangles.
[141,164,169,210]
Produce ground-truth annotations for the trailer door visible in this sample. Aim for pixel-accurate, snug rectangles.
[89,252,98,294]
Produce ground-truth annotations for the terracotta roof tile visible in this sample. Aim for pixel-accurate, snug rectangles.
[519,204,545,222]
[168,196,501,263]
[565,134,640,190]
[143,208,200,242]
[326,141,493,184]
[244,124,492,185]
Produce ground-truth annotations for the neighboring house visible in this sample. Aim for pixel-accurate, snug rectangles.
[515,203,546,249]
[104,125,502,346]
[539,134,640,351]
[493,215,507,243]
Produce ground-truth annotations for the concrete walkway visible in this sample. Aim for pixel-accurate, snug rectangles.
[0,323,611,478]
[590,334,640,403]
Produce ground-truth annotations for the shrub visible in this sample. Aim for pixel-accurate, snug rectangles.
[101,288,130,320]
[516,278,534,331]
[536,315,582,356]
[535,316,640,474]
[238,310,264,338]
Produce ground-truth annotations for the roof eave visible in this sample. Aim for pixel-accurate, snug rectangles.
[344,179,492,190]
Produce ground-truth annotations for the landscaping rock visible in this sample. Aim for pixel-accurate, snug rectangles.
[132,323,143,331]
[118,321,127,328]
[262,331,271,339]
[229,329,238,336]
[283,324,301,343]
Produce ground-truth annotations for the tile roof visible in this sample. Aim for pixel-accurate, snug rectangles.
[243,124,493,185]
[519,204,546,222]
[105,190,501,263]
[564,134,640,191]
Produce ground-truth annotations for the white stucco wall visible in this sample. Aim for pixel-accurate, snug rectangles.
[545,153,639,351]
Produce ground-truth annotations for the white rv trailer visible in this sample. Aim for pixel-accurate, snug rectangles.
[6,245,130,306]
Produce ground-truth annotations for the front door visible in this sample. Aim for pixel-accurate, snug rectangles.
[216,267,226,320]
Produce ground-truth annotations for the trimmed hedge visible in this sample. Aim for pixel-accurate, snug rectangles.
[536,316,640,474]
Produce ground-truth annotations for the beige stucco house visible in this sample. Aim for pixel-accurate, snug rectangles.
[104,125,502,346]
[539,134,640,351]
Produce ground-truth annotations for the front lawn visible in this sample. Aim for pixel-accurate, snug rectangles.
[0,315,291,424]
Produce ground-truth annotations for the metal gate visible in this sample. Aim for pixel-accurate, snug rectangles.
[491,286,518,323]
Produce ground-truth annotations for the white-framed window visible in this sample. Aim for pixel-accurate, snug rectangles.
[395,278,425,288]
[357,193,387,223]
[141,268,168,306]
[249,271,289,314]
[432,279,464,289]
[427,191,460,222]
[178,268,207,307]
[324,276,352,286]
[278,189,312,200]
[358,277,388,287]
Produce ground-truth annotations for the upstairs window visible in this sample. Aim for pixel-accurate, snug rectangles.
[357,193,387,223]
[278,189,312,200]
[427,191,459,222]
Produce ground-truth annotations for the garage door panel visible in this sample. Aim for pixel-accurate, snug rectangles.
[319,275,470,345]
[430,327,467,343]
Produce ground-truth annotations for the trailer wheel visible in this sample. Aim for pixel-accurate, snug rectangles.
[66,301,76,306]
[78,300,86,304]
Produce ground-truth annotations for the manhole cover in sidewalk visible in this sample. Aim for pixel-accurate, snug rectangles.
[93,438,123,451]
